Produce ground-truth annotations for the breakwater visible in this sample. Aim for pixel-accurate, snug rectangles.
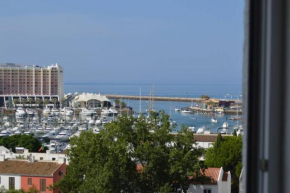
[106,94,241,103]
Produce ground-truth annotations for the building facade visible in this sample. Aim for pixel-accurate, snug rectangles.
[188,167,231,193]
[0,157,66,193]
[0,63,64,107]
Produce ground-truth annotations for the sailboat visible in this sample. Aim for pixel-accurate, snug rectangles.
[138,88,142,118]
[146,83,156,113]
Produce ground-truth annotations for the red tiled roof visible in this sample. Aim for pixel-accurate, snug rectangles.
[201,168,220,184]
[0,160,62,176]
[136,164,144,173]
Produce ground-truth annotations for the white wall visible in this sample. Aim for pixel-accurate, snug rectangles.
[188,184,218,193]
[218,181,231,193]
[1,149,69,164]
[0,174,21,190]
[195,142,214,149]
[21,151,68,164]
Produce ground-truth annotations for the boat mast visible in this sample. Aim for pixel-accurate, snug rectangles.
[170,101,171,118]
[152,83,154,111]
[139,87,142,115]
[236,95,239,126]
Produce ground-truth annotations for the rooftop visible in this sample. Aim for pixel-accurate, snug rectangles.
[202,167,220,184]
[0,63,62,69]
[0,160,62,176]
[194,134,218,142]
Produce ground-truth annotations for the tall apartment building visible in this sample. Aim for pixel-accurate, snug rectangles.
[0,63,64,107]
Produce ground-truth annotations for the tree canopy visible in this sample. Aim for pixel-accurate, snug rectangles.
[55,112,206,193]
[205,133,242,193]
[0,134,43,153]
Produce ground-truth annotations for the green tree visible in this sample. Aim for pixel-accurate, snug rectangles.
[28,98,34,107]
[26,185,40,193]
[21,98,27,107]
[119,101,127,108]
[54,112,206,192]
[114,99,120,106]
[36,98,42,108]
[0,135,42,153]
[52,98,58,107]
[205,134,242,193]
[60,98,66,108]
[43,99,50,107]
[5,190,24,193]
[200,95,210,100]
[13,98,19,107]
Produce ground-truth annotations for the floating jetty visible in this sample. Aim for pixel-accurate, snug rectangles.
[106,94,241,103]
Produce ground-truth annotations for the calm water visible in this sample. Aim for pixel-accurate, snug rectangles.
[65,83,242,134]
[65,83,242,99]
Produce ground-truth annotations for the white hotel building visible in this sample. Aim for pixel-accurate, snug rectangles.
[0,63,64,107]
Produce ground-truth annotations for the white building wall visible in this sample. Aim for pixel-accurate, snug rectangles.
[218,181,231,193]
[57,64,64,100]
[0,174,21,190]
[188,184,218,193]
[0,149,69,164]
[194,142,214,149]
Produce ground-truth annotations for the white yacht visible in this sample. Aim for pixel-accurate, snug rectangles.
[43,107,51,115]
[88,119,95,125]
[196,126,205,134]
[15,107,27,118]
[55,130,71,142]
[26,109,36,116]
[236,126,244,136]
[4,122,12,127]
[181,109,193,114]
[101,108,111,116]
[0,130,12,137]
[211,118,218,123]
[188,126,196,132]
[109,108,118,115]
[14,130,22,135]
[51,108,60,116]
[80,108,96,116]
[24,131,33,135]
[42,130,58,139]
[60,107,74,116]
[174,107,181,112]
[47,140,64,153]
[220,128,227,134]
[95,119,102,126]
[222,122,229,128]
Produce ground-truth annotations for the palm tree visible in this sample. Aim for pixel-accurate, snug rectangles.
[43,99,50,108]
[28,98,34,107]
[21,98,27,107]
[36,98,42,108]
[52,98,58,108]
[61,98,66,108]
[13,98,19,107]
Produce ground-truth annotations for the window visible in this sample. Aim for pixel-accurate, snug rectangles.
[28,178,32,185]
[204,189,211,193]
[40,179,46,192]
[59,171,63,176]
[40,157,43,160]
[9,177,15,190]
[52,158,56,161]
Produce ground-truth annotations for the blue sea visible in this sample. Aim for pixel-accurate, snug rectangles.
[65,83,242,133]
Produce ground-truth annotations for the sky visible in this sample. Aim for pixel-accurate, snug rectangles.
[0,0,244,85]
